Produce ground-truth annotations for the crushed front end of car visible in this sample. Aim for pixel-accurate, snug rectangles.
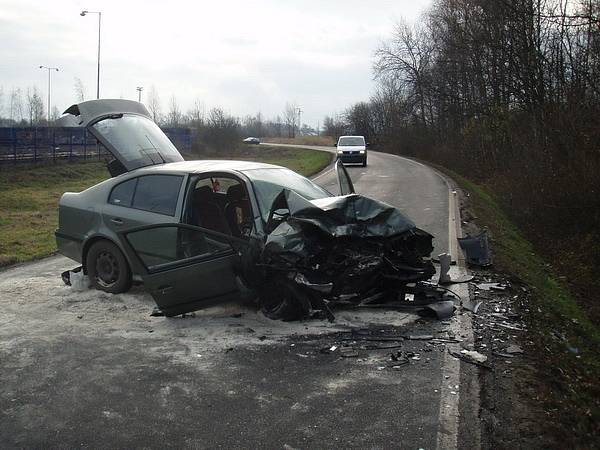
[258,190,437,320]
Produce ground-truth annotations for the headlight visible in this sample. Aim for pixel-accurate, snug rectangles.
[359,150,365,154]
[337,150,343,154]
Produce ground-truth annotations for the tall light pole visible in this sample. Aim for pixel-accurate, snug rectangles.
[39,65,59,123]
[296,106,302,136]
[136,86,144,102]
[80,10,101,99]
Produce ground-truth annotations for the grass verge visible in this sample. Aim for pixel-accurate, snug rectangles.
[0,145,331,266]
[442,167,600,441]
[262,136,335,146]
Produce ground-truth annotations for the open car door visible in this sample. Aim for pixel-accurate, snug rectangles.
[119,223,241,316]
[334,158,355,195]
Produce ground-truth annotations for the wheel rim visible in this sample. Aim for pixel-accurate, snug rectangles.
[95,250,119,287]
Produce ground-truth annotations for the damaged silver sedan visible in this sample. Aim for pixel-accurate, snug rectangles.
[56,99,438,320]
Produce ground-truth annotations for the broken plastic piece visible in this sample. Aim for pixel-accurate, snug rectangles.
[476,282,506,291]
[462,299,483,314]
[458,232,492,267]
[420,300,455,320]
[449,349,491,368]
[69,268,89,291]
[61,266,83,286]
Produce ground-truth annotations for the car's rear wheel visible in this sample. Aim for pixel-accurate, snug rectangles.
[86,240,132,294]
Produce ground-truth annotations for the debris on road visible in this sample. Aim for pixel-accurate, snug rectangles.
[476,282,507,291]
[61,266,89,291]
[438,252,474,285]
[449,349,491,368]
[458,231,492,267]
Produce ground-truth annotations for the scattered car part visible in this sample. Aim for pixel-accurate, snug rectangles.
[438,253,474,284]
[61,266,82,286]
[458,232,492,267]
[448,349,491,369]
[462,298,483,314]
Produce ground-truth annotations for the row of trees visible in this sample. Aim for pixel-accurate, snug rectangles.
[0,81,318,143]
[0,86,59,126]
[336,0,600,239]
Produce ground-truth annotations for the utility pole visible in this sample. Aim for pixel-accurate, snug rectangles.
[39,65,59,123]
[296,106,302,136]
[136,86,144,102]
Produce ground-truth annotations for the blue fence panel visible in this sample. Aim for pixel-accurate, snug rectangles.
[0,126,193,165]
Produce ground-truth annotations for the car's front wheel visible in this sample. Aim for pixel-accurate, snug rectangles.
[260,280,311,321]
[86,240,132,294]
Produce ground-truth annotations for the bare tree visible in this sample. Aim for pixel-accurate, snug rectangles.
[26,86,45,125]
[283,102,298,138]
[51,106,61,122]
[9,87,24,124]
[74,77,86,102]
[188,98,205,126]
[146,85,162,123]
[167,95,182,127]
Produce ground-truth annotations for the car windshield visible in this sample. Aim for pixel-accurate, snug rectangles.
[338,137,365,146]
[92,114,183,167]
[244,168,331,220]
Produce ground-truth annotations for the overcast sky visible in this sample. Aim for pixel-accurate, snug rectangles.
[0,0,431,126]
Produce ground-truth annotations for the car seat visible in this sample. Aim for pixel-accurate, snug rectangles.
[192,186,230,234]
[225,184,252,237]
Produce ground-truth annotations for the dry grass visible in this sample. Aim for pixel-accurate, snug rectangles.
[262,136,335,146]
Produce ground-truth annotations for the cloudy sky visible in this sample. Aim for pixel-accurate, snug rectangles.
[0,0,431,126]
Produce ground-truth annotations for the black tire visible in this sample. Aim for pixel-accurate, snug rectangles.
[362,158,367,167]
[86,240,132,294]
[260,280,311,321]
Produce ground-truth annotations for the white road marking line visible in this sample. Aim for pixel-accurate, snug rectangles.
[434,171,480,450]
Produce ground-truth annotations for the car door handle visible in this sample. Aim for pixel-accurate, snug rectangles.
[110,217,124,225]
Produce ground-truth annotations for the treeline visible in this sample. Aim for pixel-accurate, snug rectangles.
[0,86,54,126]
[0,82,320,152]
[336,0,600,241]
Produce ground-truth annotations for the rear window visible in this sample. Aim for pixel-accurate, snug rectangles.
[109,178,137,207]
[132,175,183,216]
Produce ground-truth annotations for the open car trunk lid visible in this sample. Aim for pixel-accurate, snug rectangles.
[57,99,184,173]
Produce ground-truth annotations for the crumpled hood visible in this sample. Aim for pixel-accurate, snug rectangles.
[275,190,417,238]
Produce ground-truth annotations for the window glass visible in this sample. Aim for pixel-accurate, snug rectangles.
[243,168,330,220]
[132,175,183,216]
[126,226,232,271]
[92,114,183,166]
[108,178,137,207]
[338,137,365,146]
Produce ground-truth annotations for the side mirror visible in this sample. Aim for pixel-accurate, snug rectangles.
[333,143,337,147]
[366,142,371,147]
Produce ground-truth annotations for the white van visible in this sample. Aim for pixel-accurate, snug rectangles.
[336,135,367,166]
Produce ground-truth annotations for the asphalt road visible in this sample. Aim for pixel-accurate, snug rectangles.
[0,147,476,449]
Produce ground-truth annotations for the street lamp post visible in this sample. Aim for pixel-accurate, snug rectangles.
[39,65,59,123]
[296,107,302,137]
[136,86,144,102]
[80,10,102,99]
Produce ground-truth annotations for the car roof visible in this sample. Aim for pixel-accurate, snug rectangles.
[339,135,365,138]
[130,159,286,175]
